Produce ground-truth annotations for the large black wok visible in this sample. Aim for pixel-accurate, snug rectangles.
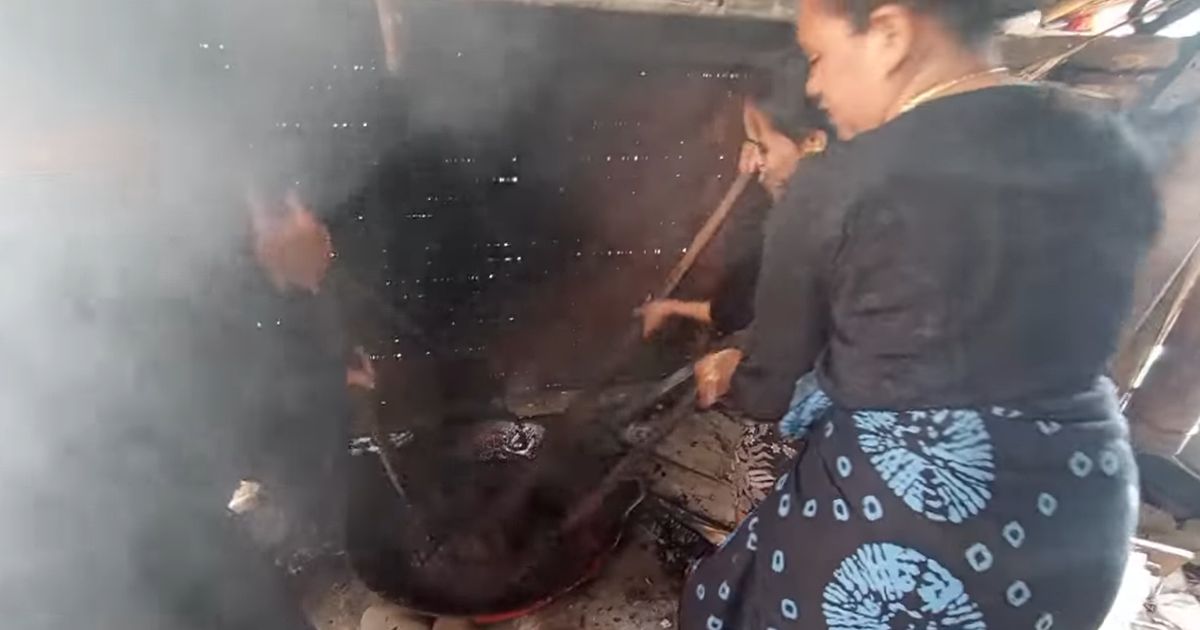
[345,367,695,619]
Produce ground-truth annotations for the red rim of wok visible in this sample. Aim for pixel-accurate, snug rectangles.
[468,536,622,624]
[374,480,646,622]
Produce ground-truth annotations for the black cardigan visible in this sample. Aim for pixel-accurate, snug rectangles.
[730,84,1161,420]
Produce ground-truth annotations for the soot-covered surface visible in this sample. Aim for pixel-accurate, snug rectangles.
[193,0,788,414]
[344,366,701,616]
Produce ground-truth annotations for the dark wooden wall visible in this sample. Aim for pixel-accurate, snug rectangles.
[154,0,797,416]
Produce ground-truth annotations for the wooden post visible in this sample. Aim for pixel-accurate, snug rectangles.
[1126,275,1200,456]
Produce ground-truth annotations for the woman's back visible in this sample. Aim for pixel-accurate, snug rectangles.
[779,84,1160,411]
[688,86,1157,630]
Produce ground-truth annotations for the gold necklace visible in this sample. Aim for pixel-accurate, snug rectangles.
[896,66,1011,115]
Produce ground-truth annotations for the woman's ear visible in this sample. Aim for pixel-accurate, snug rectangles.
[865,3,916,77]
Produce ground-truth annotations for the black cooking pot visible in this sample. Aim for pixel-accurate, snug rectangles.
[345,368,692,619]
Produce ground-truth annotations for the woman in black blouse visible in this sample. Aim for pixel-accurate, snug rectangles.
[682,0,1161,628]
[640,54,828,341]
[640,53,829,516]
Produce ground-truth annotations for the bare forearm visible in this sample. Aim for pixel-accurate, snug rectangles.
[673,300,713,325]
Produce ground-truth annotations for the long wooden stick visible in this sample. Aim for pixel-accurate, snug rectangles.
[561,371,695,531]
[1116,236,1200,395]
[659,171,754,299]
[363,170,756,577]
[546,172,755,527]
[354,390,411,501]
[473,171,756,529]
[525,170,754,450]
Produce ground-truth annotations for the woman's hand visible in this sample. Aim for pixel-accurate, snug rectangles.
[346,346,377,391]
[637,299,681,338]
[695,348,743,409]
[637,299,713,338]
[738,139,764,176]
[250,189,333,294]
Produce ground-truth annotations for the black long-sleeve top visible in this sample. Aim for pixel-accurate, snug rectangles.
[730,84,1161,420]
[709,192,770,337]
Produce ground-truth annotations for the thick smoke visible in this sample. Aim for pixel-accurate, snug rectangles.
[0,1,576,627]
[0,1,781,626]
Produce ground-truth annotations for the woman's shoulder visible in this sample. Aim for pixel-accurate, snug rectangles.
[839,83,1155,199]
[777,140,867,209]
[783,83,1158,252]
[888,83,1140,158]
[765,149,864,263]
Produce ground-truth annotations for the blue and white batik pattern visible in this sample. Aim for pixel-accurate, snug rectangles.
[823,542,987,630]
[779,373,832,439]
[854,409,995,524]
[682,381,1134,630]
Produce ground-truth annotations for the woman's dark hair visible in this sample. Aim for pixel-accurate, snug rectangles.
[834,0,1037,45]
[744,51,832,142]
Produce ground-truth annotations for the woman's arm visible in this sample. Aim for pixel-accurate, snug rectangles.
[638,299,712,338]
[711,167,837,420]
[708,202,768,336]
